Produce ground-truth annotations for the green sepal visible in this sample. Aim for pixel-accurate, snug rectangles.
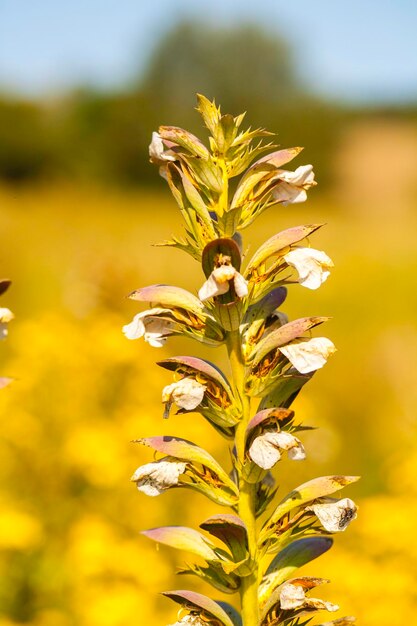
[258,372,313,409]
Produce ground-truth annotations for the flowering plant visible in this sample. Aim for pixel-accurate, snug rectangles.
[124,95,358,626]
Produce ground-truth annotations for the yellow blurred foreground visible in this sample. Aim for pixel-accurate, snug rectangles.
[1,126,417,626]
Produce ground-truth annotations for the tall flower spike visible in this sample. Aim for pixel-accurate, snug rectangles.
[124,96,358,626]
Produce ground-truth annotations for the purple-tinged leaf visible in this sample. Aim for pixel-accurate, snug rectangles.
[249,147,304,171]
[158,356,233,396]
[142,526,218,561]
[135,436,238,496]
[245,224,324,275]
[232,149,303,209]
[217,602,242,626]
[245,408,294,442]
[249,317,330,366]
[244,288,287,324]
[128,284,204,312]
[162,590,236,626]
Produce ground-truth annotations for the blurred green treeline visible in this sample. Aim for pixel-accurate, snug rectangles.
[1,21,416,186]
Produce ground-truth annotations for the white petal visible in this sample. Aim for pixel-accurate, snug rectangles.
[123,308,175,344]
[308,498,357,532]
[149,131,176,162]
[273,181,307,205]
[169,616,207,626]
[162,378,206,410]
[233,271,249,298]
[145,333,167,347]
[0,308,14,323]
[284,248,334,290]
[131,460,186,496]
[123,314,146,340]
[280,583,306,610]
[279,164,315,186]
[249,433,282,470]
[280,337,336,374]
[198,270,231,301]
[250,431,305,469]
[306,598,340,612]
[272,165,316,205]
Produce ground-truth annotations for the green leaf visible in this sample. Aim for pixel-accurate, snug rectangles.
[128,284,204,313]
[142,526,218,561]
[162,590,237,626]
[258,373,312,408]
[259,537,333,605]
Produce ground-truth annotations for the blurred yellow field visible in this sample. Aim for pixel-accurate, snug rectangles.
[0,158,416,626]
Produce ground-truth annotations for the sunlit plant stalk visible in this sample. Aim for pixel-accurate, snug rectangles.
[124,95,358,626]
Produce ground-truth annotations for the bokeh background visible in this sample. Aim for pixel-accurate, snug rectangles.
[1,2,417,625]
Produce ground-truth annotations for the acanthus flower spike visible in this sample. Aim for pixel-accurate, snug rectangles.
[124,95,359,626]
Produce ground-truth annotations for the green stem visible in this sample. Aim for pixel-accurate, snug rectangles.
[227,330,259,626]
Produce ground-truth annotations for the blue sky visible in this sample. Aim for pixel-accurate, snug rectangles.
[1,0,417,103]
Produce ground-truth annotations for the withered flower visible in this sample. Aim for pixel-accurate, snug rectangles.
[307,497,358,532]
[131,459,187,496]
[249,430,306,470]
[162,377,207,415]
[280,581,339,613]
